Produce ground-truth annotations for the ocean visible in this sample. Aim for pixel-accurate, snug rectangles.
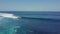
[0,11,60,34]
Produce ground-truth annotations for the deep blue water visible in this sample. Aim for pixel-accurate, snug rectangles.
[0,11,60,34]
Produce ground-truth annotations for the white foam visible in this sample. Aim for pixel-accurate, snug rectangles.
[0,13,19,19]
[14,30,17,32]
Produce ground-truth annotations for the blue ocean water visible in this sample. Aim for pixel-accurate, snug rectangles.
[0,11,60,34]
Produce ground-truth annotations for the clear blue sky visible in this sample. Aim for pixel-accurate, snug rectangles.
[0,0,60,11]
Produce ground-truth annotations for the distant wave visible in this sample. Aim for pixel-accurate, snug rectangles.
[21,17,60,21]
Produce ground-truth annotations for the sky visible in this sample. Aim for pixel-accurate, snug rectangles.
[0,0,60,11]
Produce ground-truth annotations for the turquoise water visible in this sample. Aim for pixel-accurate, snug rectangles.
[0,11,60,34]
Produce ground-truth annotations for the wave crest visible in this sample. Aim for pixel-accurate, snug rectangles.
[0,13,18,19]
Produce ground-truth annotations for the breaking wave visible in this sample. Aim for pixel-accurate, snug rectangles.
[0,13,19,19]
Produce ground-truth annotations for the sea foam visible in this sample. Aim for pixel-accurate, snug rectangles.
[0,13,19,19]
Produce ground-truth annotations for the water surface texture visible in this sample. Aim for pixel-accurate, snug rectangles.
[0,11,60,34]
